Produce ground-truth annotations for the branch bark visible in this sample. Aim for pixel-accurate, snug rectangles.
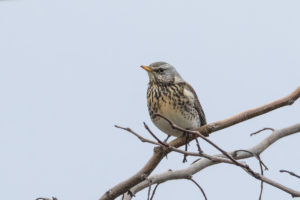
[99,86,300,200]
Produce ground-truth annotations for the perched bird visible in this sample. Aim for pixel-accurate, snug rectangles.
[141,62,207,139]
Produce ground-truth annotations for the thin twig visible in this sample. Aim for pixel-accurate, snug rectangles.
[147,179,152,200]
[233,149,269,170]
[250,128,275,136]
[115,125,227,162]
[150,184,160,200]
[234,150,266,200]
[233,149,268,199]
[258,157,264,200]
[143,122,169,147]
[280,170,300,179]
[115,125,196,156]
[188,178,208,200]
[115,125,158,146]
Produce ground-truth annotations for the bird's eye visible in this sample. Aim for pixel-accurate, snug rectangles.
[157,69,164,73]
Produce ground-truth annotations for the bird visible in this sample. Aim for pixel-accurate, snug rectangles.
[141,61,207,140]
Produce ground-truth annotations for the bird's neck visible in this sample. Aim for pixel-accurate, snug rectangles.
[148,81,174,87]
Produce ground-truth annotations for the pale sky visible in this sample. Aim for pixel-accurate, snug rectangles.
[0,0,299,200]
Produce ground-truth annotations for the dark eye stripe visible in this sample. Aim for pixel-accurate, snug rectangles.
[154,68,165,73]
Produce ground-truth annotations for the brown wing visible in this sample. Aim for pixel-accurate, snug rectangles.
[183,82,207,126]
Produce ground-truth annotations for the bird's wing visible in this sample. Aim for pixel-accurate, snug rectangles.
[183,82,207,126]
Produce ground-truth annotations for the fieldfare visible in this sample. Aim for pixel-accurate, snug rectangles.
[141,62,207,141]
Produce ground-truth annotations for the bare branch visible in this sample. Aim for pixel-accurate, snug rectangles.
[123,123,300,199]
[149,184,160,200]
[188,178,208,200]
[258,175,300,198]
[115,124,196,157]
[235,150,266,200]
[233,149,268,199]
[151,115,300,198]
[114,125,158,146]
[115,124,231,162]
[155,113,258,176]
[280,170,300,179]
[100,87,300,200]
[259,162,264,200]
[194,86,300,137]
[250,127,275,136]
[147,179,152,200]
[143,122,168,147]
[233,149,268,170]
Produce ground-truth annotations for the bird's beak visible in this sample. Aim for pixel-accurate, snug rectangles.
[140,65,152,72]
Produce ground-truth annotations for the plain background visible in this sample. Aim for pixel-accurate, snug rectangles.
[0,0,299,199]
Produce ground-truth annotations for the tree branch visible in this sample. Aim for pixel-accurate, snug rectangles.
[250,127,275,136]
[188,178,208,200]
[123,123,300,199]
[149,184,160,200]
[115,124,233,162]
[99,86,300,200]
[280,170,300,179]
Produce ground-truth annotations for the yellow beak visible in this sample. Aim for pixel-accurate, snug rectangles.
[140,65,152,72]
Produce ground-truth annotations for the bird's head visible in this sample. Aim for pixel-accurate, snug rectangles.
[141,62,184,84]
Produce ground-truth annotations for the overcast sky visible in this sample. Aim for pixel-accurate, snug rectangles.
[0,0,299,200]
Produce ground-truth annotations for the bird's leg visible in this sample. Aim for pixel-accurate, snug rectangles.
[163,135,171,144]
[182,132,190,163]
[195,137,203,154]
[162,135,171,160]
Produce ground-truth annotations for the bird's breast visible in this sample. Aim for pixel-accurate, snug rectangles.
[147,84,200,137]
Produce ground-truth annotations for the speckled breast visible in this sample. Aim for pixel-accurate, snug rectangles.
[147,83,200,137]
